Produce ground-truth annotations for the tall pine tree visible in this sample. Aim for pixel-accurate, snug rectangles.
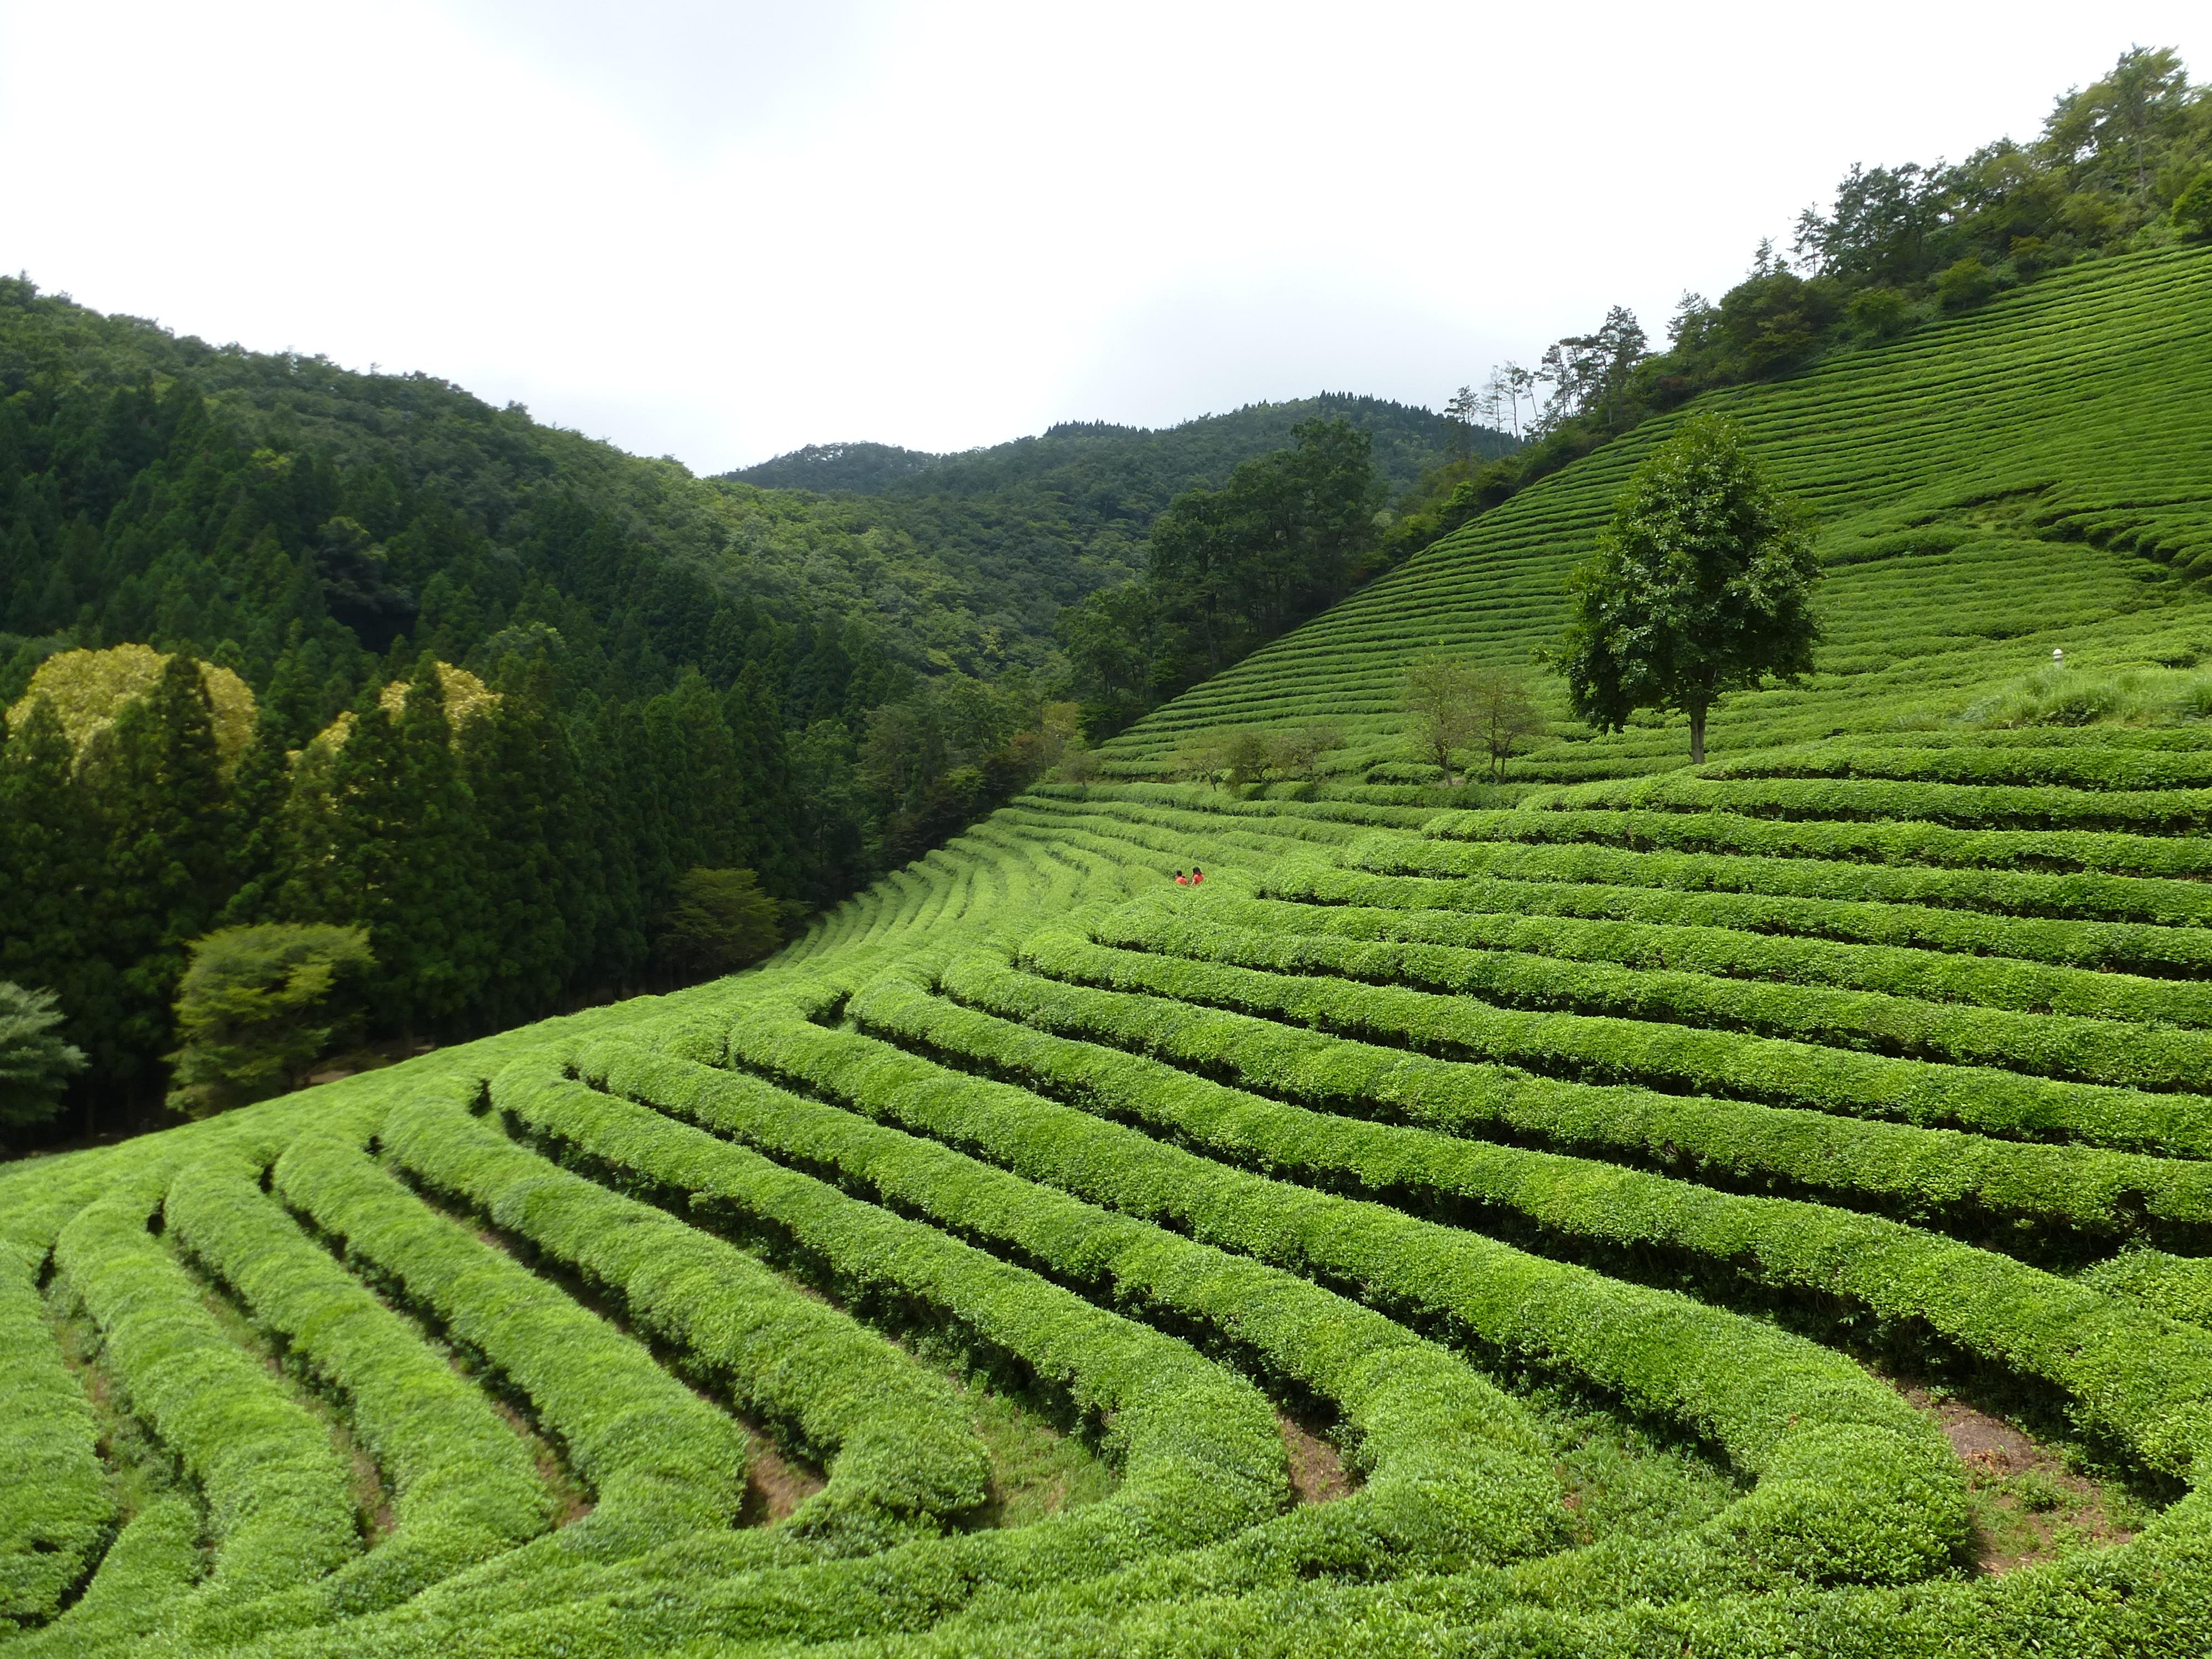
[465,672,575,1028]
[80,656,231,1096]
[0,697,105,1105]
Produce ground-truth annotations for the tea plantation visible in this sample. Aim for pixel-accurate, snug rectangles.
[7,243,2212,1657]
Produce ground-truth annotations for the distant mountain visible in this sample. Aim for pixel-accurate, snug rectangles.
[727,394,1508,502]
[714,397,1514,655]
[732,440,940,493]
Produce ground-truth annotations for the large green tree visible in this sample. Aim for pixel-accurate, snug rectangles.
[0,698,101,1047]
[1149,418,1380,679]
[1551,413,1820,763]
[658,867,781,983]
[1062,419,1381,731]
[165,924,373,1118]
[81,653,232,1091]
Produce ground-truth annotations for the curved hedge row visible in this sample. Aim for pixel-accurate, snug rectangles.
[51,1181,361,1608]
[4,1495,202,1658]
[1253,873,2212,1025]
[161,1154,552,1616]
[387,1071,993,1546]
[1699,739,2212,792]
[1275,860,2212,980]
[327,1037,1286,1658]
[568,1027,1563,1581]
[1532,773,2212,833]
[1177,894,2212,1089]
[701,972,1975,1593]
[0,1204,112,1630]
[270,1123,750,1556]
[1426,805,2212,880]
[1071,903,2212,1166]
[1008,927,2211,1245]
[919,950,2212,1479]
[1356,828,2212,929]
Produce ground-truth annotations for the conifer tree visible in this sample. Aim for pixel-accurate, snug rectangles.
[0,980,86,1134]
[0,697,103,1080]
[81,654,232,1091]
[222,727,290,926]
[727,662,802,898]
[465,676,573,1026]
[575,701,654,990]
[378,662,488,1035]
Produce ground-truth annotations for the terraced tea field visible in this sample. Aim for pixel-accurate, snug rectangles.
[8,244,2212,1657]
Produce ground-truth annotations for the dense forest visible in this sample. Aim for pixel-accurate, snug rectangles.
[719,395,1498,653]
[0,285,1484,1136]
[1380,46,2212,560]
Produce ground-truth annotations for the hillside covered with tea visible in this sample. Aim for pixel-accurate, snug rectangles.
[5,222,2212,1657]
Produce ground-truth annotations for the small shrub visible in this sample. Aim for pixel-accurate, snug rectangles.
[2172,168,2212,241]
[1935,256,2001,311]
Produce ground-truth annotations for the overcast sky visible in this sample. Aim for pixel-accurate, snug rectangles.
[3,2,2207,473]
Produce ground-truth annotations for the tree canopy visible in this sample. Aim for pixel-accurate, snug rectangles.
[1380,47,2212,570]
[1058,419,1383,734]
[0,980,84,1132]
[1551,414,1820,763]
[658,868,782,982]
[166,924,373,1118]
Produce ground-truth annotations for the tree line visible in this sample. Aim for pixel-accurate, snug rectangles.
[0,639,1076,1140]
[0,275,1113,1141]
[1388,47,2212,564]
[1055,419,1389,736]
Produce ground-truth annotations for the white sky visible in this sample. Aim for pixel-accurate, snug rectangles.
[3,2,2207,474]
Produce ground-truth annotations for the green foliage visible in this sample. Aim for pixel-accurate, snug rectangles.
[1553,414,1820,760]
[1402,656,1543,780]
[586,1011,1557,1579]
[1060,421,1383,735]
[165,924,373,1118]
[658,868,781,981]
[401,1061,994,1548]
[0,1206,111,1628]
[1935,254,2005,310]
[5,60,2212,1659]
[1369,48,2212,570]
[163,1153,552,1615]
[0,980,84,1130]
[2175,166,2212,237]
[1168,722,1344,787]
[731,394,1477,503]
[4,281,1390,1121]
[275,1112,752,1550]
[52,1183,362,1607]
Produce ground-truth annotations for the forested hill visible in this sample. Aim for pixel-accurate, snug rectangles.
[729,394,1490,498]
[0,278,1088,686]
[714,397,1506,660]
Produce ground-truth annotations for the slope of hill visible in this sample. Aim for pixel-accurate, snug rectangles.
[716,397,1505,653]
[7,246,2212,1657]
[0,287,1469,1110]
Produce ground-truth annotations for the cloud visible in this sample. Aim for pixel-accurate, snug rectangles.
[2,0,2205,472]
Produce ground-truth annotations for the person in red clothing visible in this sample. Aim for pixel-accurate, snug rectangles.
[1190,867,1205,885]
[1173,870,1190,885]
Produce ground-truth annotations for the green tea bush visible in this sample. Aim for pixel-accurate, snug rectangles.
[0,1220,112,1627]
[163,1154,551,1614]
[272,1123,750,1553]
[51,1182,361,1606]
